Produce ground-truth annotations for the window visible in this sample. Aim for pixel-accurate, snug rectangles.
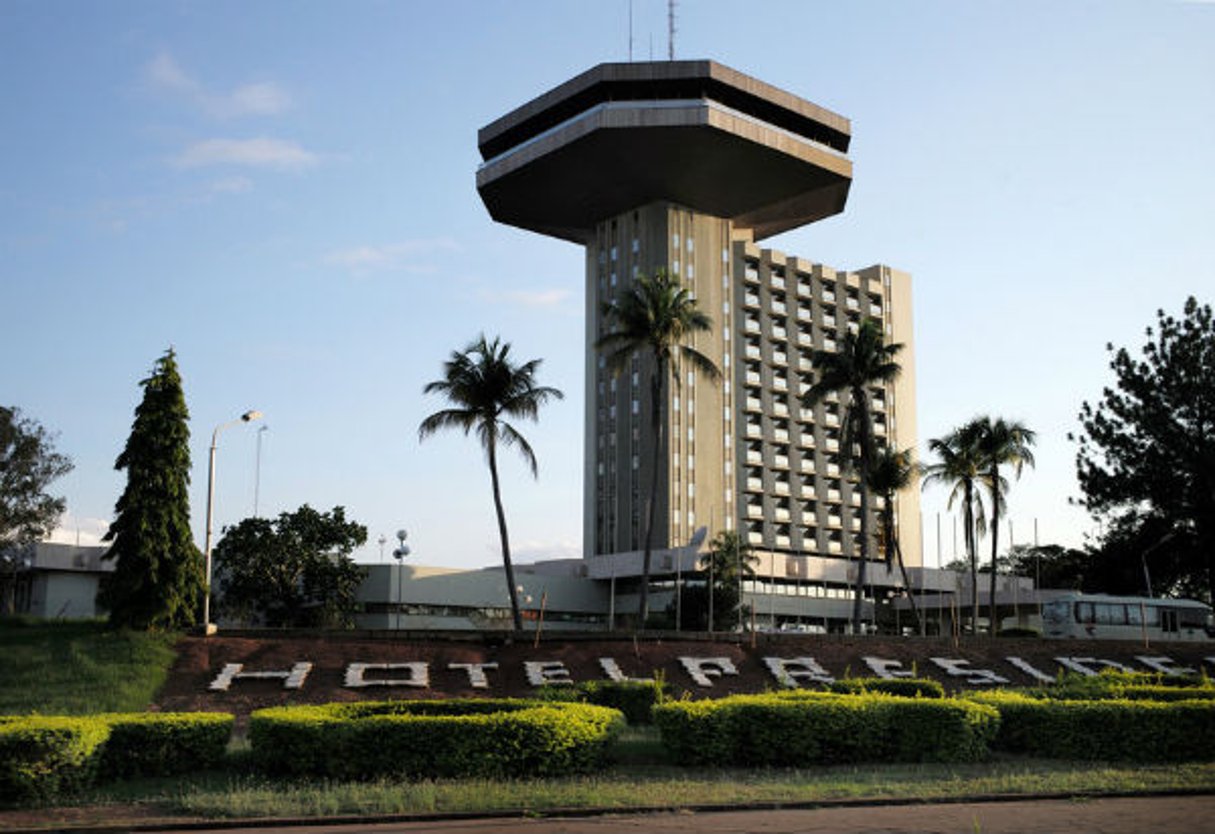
[610,246,617,261]
[632,238,639,253]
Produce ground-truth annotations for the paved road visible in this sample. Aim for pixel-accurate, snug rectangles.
[169,795,1215,834]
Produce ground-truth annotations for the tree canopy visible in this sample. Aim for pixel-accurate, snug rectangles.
[419,334,562,631]
[214,504,368,628]
[100,348,202,630]
[668,530,758,631]
[1074,297,1215,603]
[1,406,73,614]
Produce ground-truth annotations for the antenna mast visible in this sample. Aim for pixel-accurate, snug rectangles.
[628,0,634,61]
[668,0,677,60]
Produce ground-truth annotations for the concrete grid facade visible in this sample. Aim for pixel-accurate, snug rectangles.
[478,60,923,622]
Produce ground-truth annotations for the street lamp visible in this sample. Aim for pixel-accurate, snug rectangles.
[202,409,262,636]
[392,529,411,630]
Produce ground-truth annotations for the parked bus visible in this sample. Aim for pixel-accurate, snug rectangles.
[1041,593,1213,641]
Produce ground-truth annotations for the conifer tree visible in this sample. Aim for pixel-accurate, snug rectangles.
[100,348,203,629]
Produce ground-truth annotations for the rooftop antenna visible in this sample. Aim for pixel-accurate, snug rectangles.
[628,0,633,61]
[668,0,676,60]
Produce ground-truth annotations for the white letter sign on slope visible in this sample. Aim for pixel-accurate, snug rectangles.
[208,662,313,691]
[929,658,1008,686]
[862,657,914,680]
[763,656,834,688]
[447,662,498,689]
[344,662,430,688]
[679,657,739,687]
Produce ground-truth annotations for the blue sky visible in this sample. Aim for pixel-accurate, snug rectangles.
[3,1,1212,570]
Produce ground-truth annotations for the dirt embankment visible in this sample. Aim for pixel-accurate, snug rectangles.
[154,631,1215,723]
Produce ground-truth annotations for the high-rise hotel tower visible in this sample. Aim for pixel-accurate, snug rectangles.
[476,61,920,591]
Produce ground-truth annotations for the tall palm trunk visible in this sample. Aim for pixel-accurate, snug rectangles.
[964,480,979,632]
[852,389,873,634]
[885,502,921,632]
[487,436,523,631]
[638,359,666,629]
[988,463,1001,635]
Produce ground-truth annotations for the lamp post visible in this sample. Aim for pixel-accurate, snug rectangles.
[392,529,410,630]
[202,409,262,636]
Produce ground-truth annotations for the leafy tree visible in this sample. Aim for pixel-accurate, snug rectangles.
[923,422,992,632]
[868,446,920,633]
[214,505,367,628]
[1,406,73,614]
[596,271,719,628]
[419,335,562,631]
[802,318,902,634]
[670,530,758,631]
[1005,543,1093,591]
[100,349,203,630]
[1074,297,1215,604]
[972,416,1035,633]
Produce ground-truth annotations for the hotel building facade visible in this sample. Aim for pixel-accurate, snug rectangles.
[474,60,923,626]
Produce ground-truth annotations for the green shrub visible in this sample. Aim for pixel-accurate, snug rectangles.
[99,712,233,778]
[535,678,668,724]
[0,716,110,804]
[249,699,624,779]
[1020,670,1214,703]
[654,692,997,766]
[828,677,945,699]
[968,691,1215,761]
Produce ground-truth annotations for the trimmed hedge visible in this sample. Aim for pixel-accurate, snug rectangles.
[967,691,1215,762]
[535,679,668,724]
[249,698,625,779]
[828,677,945,699]
[654,692,998,766]
[0,712,234,805]
[0,716,110,803]
[99,712,234,778]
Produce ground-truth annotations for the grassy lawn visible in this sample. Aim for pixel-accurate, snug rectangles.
[2,621,1213,825]
[0,619,177,714]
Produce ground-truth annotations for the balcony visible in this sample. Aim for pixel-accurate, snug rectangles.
[797,332,813,347]
[771,351,788,366]
[773,454,790,470]
[745,371,762,386]
[800,483,816,499]
[748,531,764,545]
[823,338,838,352]
[744,293,760,308]
[827,514,843,529]
[827,488,842,502]
[771,301,787,316]
[797,307,811,321]
[846,296,860,311]
[774,507,791,523]
[773,377,788,392]
[828,541,842,554]
[744,267,759,284]
[772,325,788,340]
[773,428,790,444]
[772,401,790,418]
[824,412,840,427]
[798,433,815,449]
[826,463,840,477]
[775,534,791,549]
[770,274,786,291]
[800,458,815,474]
[822,290,836,303]
[773,480,790,495]
[744,318,760,333]
[745,422,762,438]
[822,314,837,328]
[797,282,812,297]
[870,303,883,317]
[825,438,840,452]
[746,477,764,492]
[744,344,762,360]
[744,396,762,412]
[746,504,764,519]
[746,449,763,465]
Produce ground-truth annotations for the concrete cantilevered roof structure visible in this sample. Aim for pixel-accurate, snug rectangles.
[476,60,854,244]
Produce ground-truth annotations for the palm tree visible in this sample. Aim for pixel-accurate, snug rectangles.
[922,422,992,633]
[701,529,759,632]
[973,416,1036,634]
[802,318,903,634]
[868,445,921,633]
[419,335,563,631]
[596,270,719,628]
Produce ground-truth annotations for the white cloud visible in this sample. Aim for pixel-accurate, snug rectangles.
[323,238,460,272]
[209,176,253,194]
[175,138,318,169]
[145,51,292,118]
[47,514,110,547]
